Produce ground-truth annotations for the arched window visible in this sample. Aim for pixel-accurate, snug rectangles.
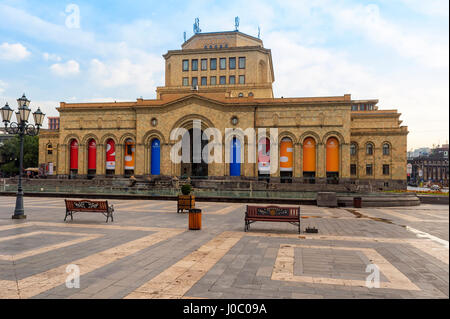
[366,143,374,155]
[383,143,390,155]
[350,143,357,156]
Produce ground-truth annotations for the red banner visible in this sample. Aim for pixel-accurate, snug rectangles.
[88,139,96,170]
[106,139,115,170]
[70,140,78,170]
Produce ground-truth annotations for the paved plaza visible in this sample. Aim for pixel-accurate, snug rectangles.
[0,196,448,299]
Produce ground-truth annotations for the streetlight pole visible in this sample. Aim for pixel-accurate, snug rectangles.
[1,94,45,219]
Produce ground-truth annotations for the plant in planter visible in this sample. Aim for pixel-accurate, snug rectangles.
[177,184,195,213]
[181,184,192,195]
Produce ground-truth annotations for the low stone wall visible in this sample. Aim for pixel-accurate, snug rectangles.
[337,195,421,207]
[417,195,449,205]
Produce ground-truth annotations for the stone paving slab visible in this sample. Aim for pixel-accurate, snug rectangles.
[0,196,448,299]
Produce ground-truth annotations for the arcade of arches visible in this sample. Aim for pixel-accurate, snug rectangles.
[38,30,409,190]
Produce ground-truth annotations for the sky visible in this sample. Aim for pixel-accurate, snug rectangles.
[0,0,448,150]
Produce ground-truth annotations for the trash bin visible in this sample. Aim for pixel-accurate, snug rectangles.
[188,208,202,230]
[353,197,362,208]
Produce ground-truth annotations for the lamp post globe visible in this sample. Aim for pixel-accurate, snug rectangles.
[1,102,14,124]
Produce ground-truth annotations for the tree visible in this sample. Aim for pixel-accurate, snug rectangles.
[0,135,39,176]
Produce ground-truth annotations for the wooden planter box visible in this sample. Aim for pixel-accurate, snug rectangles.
[177,195,195,213]
[188,209,202,230]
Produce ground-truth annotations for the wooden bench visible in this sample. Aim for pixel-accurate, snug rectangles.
[245,205,300,233]
[64,199,114,222]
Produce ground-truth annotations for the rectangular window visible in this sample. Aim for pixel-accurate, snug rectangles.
[201,76,207,86]
[350,164,357,175]
[239,57,246,69]
[229,57,236,69]
[351,104,358,111]
[229,75,235,84]
[182,59,189,71]
[239,75,245,84]
[192,77,198,87]
[182,77,189,86]
[220,58,226,70]
[366,164,373,176]
[192,59,198,71]
[201,59,207,71]
[210,76,216,85]
[219,76,226,85]
[210,58,217,70]
[383,164,390,175]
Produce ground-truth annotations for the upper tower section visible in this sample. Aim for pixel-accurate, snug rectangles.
[157,31,275,99]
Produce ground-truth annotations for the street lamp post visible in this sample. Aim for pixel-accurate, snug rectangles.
[1,94,45,219]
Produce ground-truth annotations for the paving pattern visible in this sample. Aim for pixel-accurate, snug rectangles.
[0,195,448,299]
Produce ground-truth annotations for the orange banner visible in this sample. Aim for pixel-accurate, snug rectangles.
[326,137,339,172]
[280,138,293,172]
[303,137,316,172]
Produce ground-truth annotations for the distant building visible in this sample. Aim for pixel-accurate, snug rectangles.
[407,147,431,159]
[408,144,449,186]
[47,117,60,130]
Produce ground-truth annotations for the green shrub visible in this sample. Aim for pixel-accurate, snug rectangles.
[181,184,192,195]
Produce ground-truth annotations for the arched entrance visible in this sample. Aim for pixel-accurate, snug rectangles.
[280,137,293,183]
[230,137,241,176]
[180,128,208,177]
[258,137,270,181]
[326,137,339,184]
[124,138,135,177]
[151,138,161,175]
[87,139,96,179]
[303,137,316,184]
[69,139,78,179]
[105,139,116,176]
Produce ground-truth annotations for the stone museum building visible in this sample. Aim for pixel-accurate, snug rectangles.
[39,30,409,190]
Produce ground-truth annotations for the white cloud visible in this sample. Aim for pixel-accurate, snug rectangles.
[43,52,62,62]
[0,80,7,95]
[50,60,80,77]
[397,0,449,17]
[268,31,449,149]
[0,42,31,61]
[328,3,449,68]
[88,54,163,94]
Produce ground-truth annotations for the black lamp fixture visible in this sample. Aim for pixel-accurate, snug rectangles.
[1,93,45,219]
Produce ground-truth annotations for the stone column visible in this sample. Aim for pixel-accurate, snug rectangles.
[317,142,325,182]
[135,143,145,176]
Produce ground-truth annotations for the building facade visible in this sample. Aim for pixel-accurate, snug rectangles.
[39,31,409,189]
[408,144,449,186]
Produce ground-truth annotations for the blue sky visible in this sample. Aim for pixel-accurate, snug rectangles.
[0,0,448,150]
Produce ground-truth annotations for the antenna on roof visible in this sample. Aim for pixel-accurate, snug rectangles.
[193,18,201,34]
[234,16,240,31]
[183,31,186,42]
